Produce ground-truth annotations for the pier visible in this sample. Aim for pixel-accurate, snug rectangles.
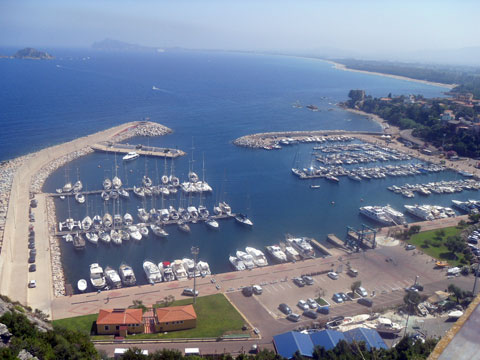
[326,233,347,249]
[91,141,186,158]
[309,238,333,256]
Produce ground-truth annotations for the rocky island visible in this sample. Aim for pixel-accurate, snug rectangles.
[12,47,54,60]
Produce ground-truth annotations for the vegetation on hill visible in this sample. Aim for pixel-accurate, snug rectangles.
[13,47,54,59]
[343,90,480,158]
[334,59,480,98]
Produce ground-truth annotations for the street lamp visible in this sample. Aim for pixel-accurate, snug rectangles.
[191,246,199,304]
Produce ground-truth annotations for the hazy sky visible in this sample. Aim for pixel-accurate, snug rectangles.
[1,0,479,54]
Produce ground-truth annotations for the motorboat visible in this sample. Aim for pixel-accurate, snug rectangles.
[102,213,113,228]
[92,215,102,229]
[75,193,85,204]
[197,261,211,277]
[187,206,199,221]
[359,206,394,226]
[159,261,175,282]
[151,224,169,237]
[128,225,142,241]
[169,206,180,220]
[285,246,301,261]
[178,221,191,233]
[73,232,86,250]
[123,213,133,226]
[112,176,122,189]
[77,279,87,292]
[235,213,253,226]
[101,191,110,201]
[103,178,112,190]
[286,237,315,258]
[404,205,434,221]
[229,256,246,271]
[110,229,122,245]
[382,205,407,225]
[205,217,219,229]
[236,251,255,269]
[160,208,170,222]
[123,151,139,161]
[105,266,122,289]
[198,205,209,219]
[99,230,111,244]
[81,216,92,231]
[85,232,99,245]
[133,185,145,198]
[245,247,268,267]
[265,245,287,263]
[220,202,232,215]
[448,310,464,319]
[89,263,106,289]
[183,258,198,278]
[143,260,162,284]
[137,208,149,222]
[119,263,136,286]
[137,223,149,236]
[113,214,123,227]
[172,259,188,280]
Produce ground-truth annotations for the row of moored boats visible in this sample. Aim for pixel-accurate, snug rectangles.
[388,179,480,198]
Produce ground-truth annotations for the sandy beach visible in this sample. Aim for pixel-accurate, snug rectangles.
[324,60,456,89]
[0,121,171,317]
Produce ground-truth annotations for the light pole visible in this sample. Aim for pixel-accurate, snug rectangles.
[191,246,199,304]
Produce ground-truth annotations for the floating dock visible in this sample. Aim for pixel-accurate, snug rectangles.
[91,141,186,158]
[327,233,346,249]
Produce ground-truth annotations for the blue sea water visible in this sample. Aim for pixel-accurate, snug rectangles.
[2,49,470,291]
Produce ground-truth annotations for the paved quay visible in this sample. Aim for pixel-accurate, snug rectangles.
[0,121,172,317]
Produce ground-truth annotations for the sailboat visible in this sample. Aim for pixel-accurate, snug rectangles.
[81,197,92,231]
[110,199,122,245]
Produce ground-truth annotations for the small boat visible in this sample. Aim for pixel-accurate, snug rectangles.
[119,188,129,199]
[81,216,92,231]
[178,221,190,233]
[99,230,111,244]
[220,202,232,215]
[101,191,110,201]
[85,232,99,245]
[123,213,133,226]
[63,233,73,242]
[77,279,87,292]
[73,180,83,193]
[235,213,253,226]
[123,151,139,161]
[142,175,153,188]
[90,263,106,289]
[205,217,219,229]
[103,213,113,228]
[133,186,145,198]
[75,193,85,204]
[112,176,122,189]
[448,310,464,319]
[137,208,149,222]
[110,229,122,245]
[119,263,136,286]
[105,266,122,289]
[119,229,130,242]
[435,261,449,268]
[128,226,142,241]
[310,185,321,189]
[114,214,123,227]
[103,178,112,190]
[92,215,102,229]
[62,182,73,193]
[138,223,149,236]
[73,232,86,250]
[325,175,339,183]
[151,224,168,237]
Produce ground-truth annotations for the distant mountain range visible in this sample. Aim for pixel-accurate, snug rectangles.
[92,38,165,53]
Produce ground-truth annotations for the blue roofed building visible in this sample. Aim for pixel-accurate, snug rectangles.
[310,329,346,351]
[273,331,314,359]
[343,328,388,350]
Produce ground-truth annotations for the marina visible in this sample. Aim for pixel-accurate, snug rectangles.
[91,141,186,159]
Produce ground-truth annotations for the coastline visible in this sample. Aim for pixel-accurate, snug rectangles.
[340,107,392,132]
[323,59,456,90]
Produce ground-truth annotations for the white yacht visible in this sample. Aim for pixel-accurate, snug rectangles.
[128,225,142,241]
[359,206,394,226]
[284,246,301,262]
[236,251,255,269]
[105,266,122,289]
[452,200,480,214]
[265,245,287,263]
[77,279,87,292]
[137,223,149,236]
[89,263,106,289]
[159,261,175,282]
[196,261,211,277]
[245,247,268,267]
[172,259,188,280]
[123,151,139,161]
[229,256,246,271]
[235,213,253,226]
[182,258,199,278]
[404,205,434,221]
[119,263,136,286]
[382,205,407,225]
[286,237,315,258]
[213,204,222,215]
[62,182,73,193]
[114,214,123,227]
[143,260,162,284]
[151,224,169,237]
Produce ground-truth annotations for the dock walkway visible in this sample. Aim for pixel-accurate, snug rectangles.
[91,142,186,158]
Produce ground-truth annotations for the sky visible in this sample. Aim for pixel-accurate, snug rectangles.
[1,0,479,57]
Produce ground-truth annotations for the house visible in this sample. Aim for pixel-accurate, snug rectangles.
[154,304,197,332]
[441,110,456,121]
[96,308,144,336]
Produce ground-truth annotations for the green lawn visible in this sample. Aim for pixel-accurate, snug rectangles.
[53,313,98,334]
[53,293,248,340]
[409,226,466,267]
[316,297,329,306]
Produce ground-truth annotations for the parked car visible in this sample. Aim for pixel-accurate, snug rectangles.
[297,300,309,311]
[332,293,344,303]
[339,292,350,302]
[405,244,416,250]
[182,288,199,296]
[279,303,292,315]
[412,284,424,291]
[242,286,253,297]
[29,264,36,272]
[355,287,368,297]
[28,280,36,288]
[252,285,263,295]
[28,243,35,250]
[307,298,318,309]
[357,298,373,307]
[317,306,330,315]
[347,268,358,277]
[405,286,419,293]
[327,271,339,280]
[302,275,314,285]
[293,277,305,287]
[303,310,318,319]
[28,256,36,264]
[286,313,300,322]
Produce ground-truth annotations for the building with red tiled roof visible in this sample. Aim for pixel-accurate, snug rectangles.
[154,304,197,332]
[96,308,144,336]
